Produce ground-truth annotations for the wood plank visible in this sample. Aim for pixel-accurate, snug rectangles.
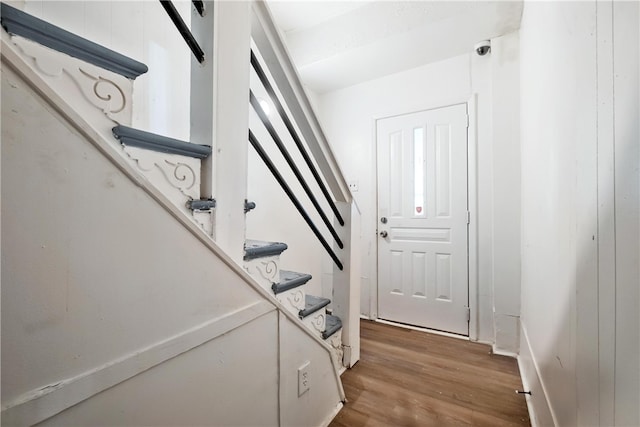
[331,320,530,427]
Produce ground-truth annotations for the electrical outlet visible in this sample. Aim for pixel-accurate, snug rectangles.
[348,181,359,192]
[298,361,310,397]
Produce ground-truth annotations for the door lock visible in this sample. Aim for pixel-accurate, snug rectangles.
[380,217,387,224]
[379,230,388,238]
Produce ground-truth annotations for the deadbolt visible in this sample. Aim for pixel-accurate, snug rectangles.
[380,217,387,224]
[379,231,388,238]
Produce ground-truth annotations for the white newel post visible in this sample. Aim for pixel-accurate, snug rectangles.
[332,201,361,368]
[191,1,251,263]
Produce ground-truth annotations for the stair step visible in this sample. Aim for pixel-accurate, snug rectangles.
[323,314,342,340]
[112,126,211,159]
[272,270,311,295]
[299,295,330,319]
[244,240,288,261]
[0,3,148,79]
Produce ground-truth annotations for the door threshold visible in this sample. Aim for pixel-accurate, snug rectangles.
[375,318,469,341]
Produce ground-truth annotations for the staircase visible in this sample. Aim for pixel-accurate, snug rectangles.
[1,2,355,425]
[244,240,344,368]
[1,0,345,364]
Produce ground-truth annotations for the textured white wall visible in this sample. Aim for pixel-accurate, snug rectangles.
[519,1,639,425]
[519,4,592,424]
[490,32,521,354]
[612,1,639,425]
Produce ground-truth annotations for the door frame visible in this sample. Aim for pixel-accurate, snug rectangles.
[370,94,479,341]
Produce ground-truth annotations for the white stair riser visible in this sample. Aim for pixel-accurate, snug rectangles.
[274,288,306,318]
[243,255,281,292]
[301,310,327,339]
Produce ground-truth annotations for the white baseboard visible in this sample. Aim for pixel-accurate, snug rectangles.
[518,323,556,427]
[492,345,518,359]
[320,402,344,427]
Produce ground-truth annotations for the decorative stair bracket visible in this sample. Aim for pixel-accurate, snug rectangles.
[0,3,148,79]
[111,125,211,224]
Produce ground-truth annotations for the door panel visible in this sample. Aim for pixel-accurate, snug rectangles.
[377,104,469,335]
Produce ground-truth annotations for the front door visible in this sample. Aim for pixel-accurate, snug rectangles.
[376,104,469,335]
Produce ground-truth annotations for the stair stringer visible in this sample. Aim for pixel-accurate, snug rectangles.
[1,39,344,426]
[0,31,205,225]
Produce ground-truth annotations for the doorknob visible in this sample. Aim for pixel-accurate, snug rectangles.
[379,230,388,238]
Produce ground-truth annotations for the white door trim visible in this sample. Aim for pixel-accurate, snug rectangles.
[370,94,479,341]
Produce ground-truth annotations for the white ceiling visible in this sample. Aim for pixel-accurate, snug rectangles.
[267,1,523,93]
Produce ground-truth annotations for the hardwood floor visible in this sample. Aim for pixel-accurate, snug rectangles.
[330,320,530,427]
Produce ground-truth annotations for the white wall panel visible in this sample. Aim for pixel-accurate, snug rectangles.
[518,0,639,425]
[613,1,640,425]
[38,313,280,427]
[519,3,594,424]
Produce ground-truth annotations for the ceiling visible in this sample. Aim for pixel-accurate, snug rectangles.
[267,1,523,93]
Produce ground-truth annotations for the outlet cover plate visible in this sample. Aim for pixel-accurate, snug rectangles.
[298,361,310,397]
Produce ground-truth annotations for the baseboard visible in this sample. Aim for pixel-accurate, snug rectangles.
[320,402,343,427]
[518,323,556,427]
[492,345,518,359]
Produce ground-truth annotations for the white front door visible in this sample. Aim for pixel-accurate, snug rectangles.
[376,104,469,335]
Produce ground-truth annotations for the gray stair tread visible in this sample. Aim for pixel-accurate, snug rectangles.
[272,270,311,294]
[323,314,342,340]
[244,240,288,260]
[299,294,331,319]
[1,3,148,79]
[112,125,211,159]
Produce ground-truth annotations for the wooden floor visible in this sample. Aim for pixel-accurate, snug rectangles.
[330,320,530,427]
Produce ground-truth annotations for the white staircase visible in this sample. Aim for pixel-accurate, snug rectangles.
[2,0,345,367]
[244,240,344,368]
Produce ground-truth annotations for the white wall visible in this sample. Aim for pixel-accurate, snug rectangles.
[519,1,639,425]
[612,3,640,425]
[314,37,521,350]
[18,0,192,141]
